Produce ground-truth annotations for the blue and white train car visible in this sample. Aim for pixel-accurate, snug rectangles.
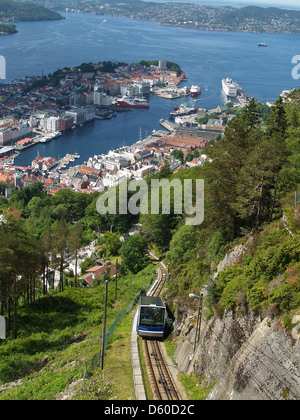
[137,296,167,339]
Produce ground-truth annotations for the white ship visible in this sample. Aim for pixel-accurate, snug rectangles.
[40,136,52,143]
[117,96,149,108]
[53,131,62,138]
[222,78,238,97]
[190,85,201,97]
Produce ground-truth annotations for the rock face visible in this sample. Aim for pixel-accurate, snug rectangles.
[174,306,300,400]
[172,245,300,400]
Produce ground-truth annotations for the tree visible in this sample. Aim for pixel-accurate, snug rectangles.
[166,225,197,266]
[39,226,53,293]
[171,149,184,163]
[0,217,40,338]
[243,97,260,129]
[53,219,69,292]
[102,231,121,257]
[204,115,258,237]
[265,97,290,222]
[120,234,149,274]
[236,135,275,228]
[68,223,83,287]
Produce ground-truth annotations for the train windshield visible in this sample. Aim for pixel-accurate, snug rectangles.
[140,306,165,327]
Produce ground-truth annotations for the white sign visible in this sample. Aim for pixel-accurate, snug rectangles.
[0,315,6,339]
[0,56,6,80]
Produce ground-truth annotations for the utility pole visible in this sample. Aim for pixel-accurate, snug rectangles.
[101,280,108,370]
[115,259,118,301]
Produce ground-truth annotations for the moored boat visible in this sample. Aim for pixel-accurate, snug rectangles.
[222,78,238,97]
[117,96,149,108]
[190,85,201,97]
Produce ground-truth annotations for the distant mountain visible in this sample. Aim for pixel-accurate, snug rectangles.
[0,0,64,21]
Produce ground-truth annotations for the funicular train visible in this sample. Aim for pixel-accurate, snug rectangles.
[137,296,167,339]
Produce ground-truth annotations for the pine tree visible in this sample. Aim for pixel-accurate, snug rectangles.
[243,97,260,129]
[204,115,259,237]
[265,97,290,222]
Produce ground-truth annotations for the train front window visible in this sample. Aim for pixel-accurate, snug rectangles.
[140,307,165,327]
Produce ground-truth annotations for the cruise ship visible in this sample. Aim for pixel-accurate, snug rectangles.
[222,78,238,97]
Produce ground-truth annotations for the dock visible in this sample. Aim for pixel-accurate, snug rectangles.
[56,153,79,170]
[159,119,176,132]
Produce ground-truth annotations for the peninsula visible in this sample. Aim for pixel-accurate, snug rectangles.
[0,0,64,22]
[41,1,300,34]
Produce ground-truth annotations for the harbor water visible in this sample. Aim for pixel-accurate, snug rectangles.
[0,12,299,167]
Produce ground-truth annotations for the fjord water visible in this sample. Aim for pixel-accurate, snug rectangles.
[0,12,299,166]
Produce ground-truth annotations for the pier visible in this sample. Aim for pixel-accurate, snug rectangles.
[159,119,176,132]
[56,153,79,170]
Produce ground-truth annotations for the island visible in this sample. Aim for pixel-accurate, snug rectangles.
[0,23,17,35]
[41,0,300,34]
[0,0,64,21]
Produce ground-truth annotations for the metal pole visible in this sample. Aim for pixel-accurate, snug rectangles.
[115,259,118,301]
[194,302,201,352]
[196,295,203,348]
[101,280,108,370]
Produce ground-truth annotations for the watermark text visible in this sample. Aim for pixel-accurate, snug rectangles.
[96,178,204,226]
[0,55,6,80]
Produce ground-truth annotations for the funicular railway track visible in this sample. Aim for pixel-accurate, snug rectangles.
[142,254,182,400]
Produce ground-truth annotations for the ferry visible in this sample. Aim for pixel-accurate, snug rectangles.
[117,96,149,109]
[222,78,238,97]
[190,85,201,97]
[170,104,198,119]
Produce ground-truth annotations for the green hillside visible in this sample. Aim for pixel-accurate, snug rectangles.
[0,0,64,21]
[0,91,299,399]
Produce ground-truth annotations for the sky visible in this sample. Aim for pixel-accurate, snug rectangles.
[165,0,300,10]
[228,0,300,7]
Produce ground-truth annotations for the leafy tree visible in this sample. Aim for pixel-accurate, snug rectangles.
[0,217,41,337]
[166,225,198,266]
[120,234,149,274]
[171,149,184,163]
[101,231,121,257]
[68,224,83,287]
[52,219,69,292]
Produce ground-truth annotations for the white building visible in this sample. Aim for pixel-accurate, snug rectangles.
[0,129,12,146]
[159,60,167,70]
[46,116,59,132]
[94,91,113,106]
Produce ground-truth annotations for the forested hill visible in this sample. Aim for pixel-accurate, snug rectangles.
[39,1,300,34]
[0,0,64,21]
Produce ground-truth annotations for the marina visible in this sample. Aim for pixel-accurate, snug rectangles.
[56,153,80,170]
